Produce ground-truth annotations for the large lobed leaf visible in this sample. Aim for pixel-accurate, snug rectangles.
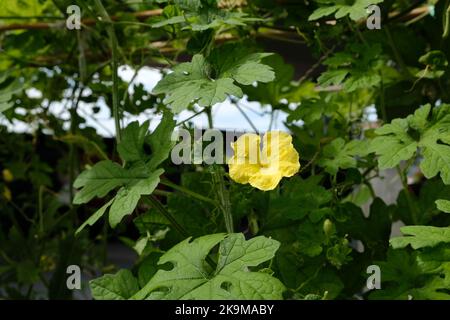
[131,233,285,299]
[318,138,368,175]
[370,104,450,184]
[390,226,450,250]
[153,44,275,113]
[370,247,450,300]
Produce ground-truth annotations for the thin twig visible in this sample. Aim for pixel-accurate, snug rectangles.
[94,0,122,143]
[234,101,259,133]
[144,195,189,238]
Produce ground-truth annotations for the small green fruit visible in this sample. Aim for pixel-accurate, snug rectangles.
[323,219,334,237]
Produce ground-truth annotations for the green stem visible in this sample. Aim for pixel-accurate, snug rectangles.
[121,56,151,107]
[144,195,217,269]
[384,26,411,78]
[295,266,322,293]
[379,71,387,123]
[160,179,218,206]
[204,106,232,232]
[176,108,205,126]
[364,180,376,199]
[144,195,189,238]
[234,101,259,133]
[68,82,80,203]
[101,218,108,266]
[206,107,214,129]
[346,18,368,47]
[298,150,320,174]
[38,186,44,236]
[0,249,15,265]
[190,100,233,235]
[443,0,450,38]
[153,189,172,197]
[268,109,274,131]
[89,141,109,160]
[211,166,234,233]
[396,165,419,224]
[95,0,122,143]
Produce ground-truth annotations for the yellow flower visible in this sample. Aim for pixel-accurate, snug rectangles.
[2,169,13,183]
[2,186,12,202]
[228,131,300,191]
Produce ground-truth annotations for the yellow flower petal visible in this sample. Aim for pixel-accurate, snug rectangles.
[228,133,262,184]
[261,131,293,160]
[261,131,300,176]
[249,167,283,191]
[277,146,301,177]
[228,159,261,184]
[231,133,261,162]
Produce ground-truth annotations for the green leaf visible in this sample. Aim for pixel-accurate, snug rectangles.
[152,15,186,28]
[419,50,448,69]
[75,199,114,235]
[90,269,140,300]
[109,169,164,228]
[394,179,450,225]
[74,161,164,228]
[138,252,164,288]
[287,98,336,123]
[343,72,380,92]
[370,104,450,184]
[420,144,450,185]
[153,55,240,113]
[0,75,22,113]
[175,0,203,11]
[336,198,392,257]
[132,233,285,299]
[155,11,261,31]
[390,226,450,249]
[153,0,260,31]
[244,54,296,106]
[268,175,333,222]
[415,50,448,79]
[0,101,13,113]
[73,160,148,205]
[436,199,450,213]
[370,118,417,168]
[296,221,325,257]
[318,138,368,175]
[209,45,274,86]
[370,247,450,300]
[318,43,383,92]
[147,112,176,171]
[308,6,340,21]
[117,112,175,166]
[309,0,384,22]
[317,69,349,87]
[153,44,274,112]
[189,11,262,31]
[117,121,150,162]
